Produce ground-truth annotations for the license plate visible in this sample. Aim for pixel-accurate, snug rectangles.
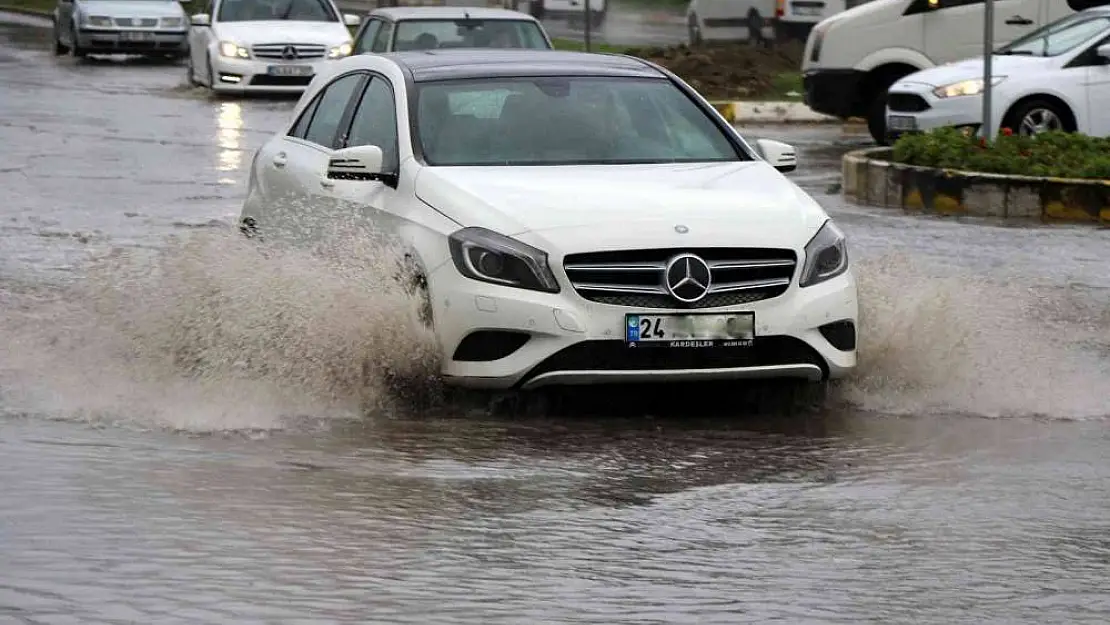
[625,312,755,348]
[887,114,917,131]
[793,6,822,15]
[121,31,155,41]
[267,65,313,77]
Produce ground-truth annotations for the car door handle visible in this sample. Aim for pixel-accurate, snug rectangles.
[1006,15,1033,25]
[272,153,287,168]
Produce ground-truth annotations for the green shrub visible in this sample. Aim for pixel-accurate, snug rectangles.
[891,127,1110,179]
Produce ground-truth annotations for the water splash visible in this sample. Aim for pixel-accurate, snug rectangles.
[0,227,441,432]
[835,253,1109,419]
[1,233,1106,431]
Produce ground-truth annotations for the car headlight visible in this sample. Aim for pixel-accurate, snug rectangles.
[160,17,184,27]
[328,42,352,58]
[799,220,848,288]
[448,227,560,293]
[932,76,1006,99]
[219,41,250,59]
[85,15,113,27]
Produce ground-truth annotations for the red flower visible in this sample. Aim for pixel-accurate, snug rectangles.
[1001,127,1013,136]
[979,137,988,148]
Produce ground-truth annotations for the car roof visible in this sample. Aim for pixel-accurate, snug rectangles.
[385,49,666,82]
[368,6,539,21]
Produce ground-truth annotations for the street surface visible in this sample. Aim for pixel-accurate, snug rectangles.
[2,12,1110,624]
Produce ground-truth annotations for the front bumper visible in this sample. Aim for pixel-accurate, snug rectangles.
[803,68,865,119]
[428,264,859,390]
[77,28,188,54]
[885,88,981,142]
[209,55,336,93]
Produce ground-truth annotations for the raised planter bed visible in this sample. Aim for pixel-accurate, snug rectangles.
[842,147,1110,225]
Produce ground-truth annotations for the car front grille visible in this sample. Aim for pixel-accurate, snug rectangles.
[251,43,327,60]
[517,336,828,384]
[113,17,158,27]
[887,93,930,112]
[562,247,797,310]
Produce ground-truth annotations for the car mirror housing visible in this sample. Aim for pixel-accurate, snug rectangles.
[343,13,361,27]
[190,13,211,26]
[754,138,797,173]
[326,145,396,185]
[1098,43,1110,60]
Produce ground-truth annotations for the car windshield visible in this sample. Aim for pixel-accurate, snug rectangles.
[393,19,549,50]
[414,76,744,166]
[217,0,337,22]
[996,14,1110,56]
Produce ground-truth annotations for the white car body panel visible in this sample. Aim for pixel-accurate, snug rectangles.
[885,13,1110,139]
[241,51,859,390]
[186,0,356,94]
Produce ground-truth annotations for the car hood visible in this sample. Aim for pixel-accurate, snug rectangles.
[414,161,830,253]
[893,54,1055,88]
[77,0,185,17]
[213,21,350,46]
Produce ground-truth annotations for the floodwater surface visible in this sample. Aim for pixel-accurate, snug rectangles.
[2,13,1109,625]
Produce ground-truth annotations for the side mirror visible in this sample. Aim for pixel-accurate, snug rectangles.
[190,13,210,26]
[327,145,395,184]
[755,138,797,173]
[1098,43,1110,60]
[343,13,361,26]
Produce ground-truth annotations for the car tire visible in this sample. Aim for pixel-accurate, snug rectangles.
[866,90,890,146]
[53,23,70,55]
[186,55,200,86]
[1004,97,1073,137]
[69,22,87,58]
[747,10,766,47]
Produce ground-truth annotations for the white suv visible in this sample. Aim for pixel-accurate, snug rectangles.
[185,0,360,94]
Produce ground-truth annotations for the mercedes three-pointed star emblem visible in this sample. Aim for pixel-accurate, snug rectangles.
[664,253,712,303]
[282,45,298,60]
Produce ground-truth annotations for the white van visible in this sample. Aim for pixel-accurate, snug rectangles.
[686,0,862,44]
[801,0,1110,143]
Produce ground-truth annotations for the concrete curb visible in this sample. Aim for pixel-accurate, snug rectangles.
[712,101,841,124]
[842,147,1110,225]
[0,5,52,17]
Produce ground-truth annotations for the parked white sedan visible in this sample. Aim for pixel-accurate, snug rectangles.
[185,0,360,93]
[239,49,858,391]
[885,7,1110,141]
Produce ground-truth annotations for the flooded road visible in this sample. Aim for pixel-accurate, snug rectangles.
[3,12,1110,624]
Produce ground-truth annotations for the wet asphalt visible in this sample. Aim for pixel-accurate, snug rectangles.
[2,12,1110,624]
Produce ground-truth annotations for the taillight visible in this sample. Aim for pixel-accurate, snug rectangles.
[776,0,785,17]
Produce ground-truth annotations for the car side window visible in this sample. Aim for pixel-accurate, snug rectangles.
[1069,0,1110,10]
[345,76,400,171]
[371,21,394,52]
[302,73,366,148]
[355,18,383,54]
[289,93,323,139]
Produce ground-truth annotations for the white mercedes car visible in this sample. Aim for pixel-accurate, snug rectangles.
[239,49,859,391]
[885,7,1110,142]
[185,0,360,93]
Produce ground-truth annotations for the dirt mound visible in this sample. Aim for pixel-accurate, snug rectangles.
[624,41,805,100]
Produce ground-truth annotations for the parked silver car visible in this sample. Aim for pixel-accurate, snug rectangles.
[53,0,190,59]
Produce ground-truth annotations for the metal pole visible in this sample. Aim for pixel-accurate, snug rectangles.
[584,0,592,52]
[982,0,994,140]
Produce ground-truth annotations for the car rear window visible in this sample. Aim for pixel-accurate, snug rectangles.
[393,19,550,50]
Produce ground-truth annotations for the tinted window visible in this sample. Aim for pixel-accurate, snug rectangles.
[371,21,393,52]
[289,93,323,138]
[415,77,744,166]
[217,0,337,22]
[355,18,383,54]
[346,78,399,170]
[393,19,550,50]
[997,15,1110,56]
[303,73,364,148]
